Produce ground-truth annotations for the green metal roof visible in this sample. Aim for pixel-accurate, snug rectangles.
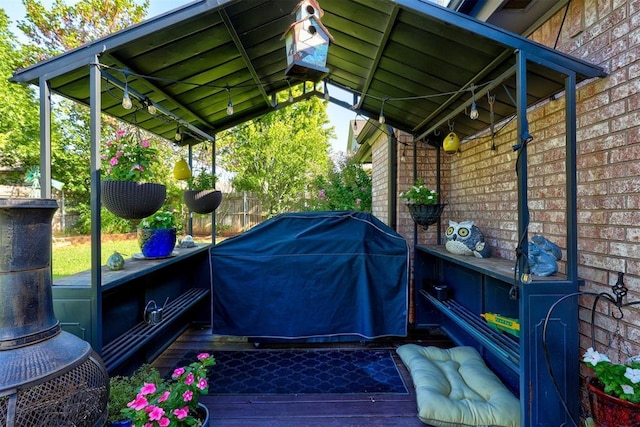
[11,0,605,145]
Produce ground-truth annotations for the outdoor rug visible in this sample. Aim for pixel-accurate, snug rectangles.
[174,349,409,395]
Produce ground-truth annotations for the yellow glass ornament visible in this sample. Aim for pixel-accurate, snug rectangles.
[443,131,460,154]
[173,158,191,180]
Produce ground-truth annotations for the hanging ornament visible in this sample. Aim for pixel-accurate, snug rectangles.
[173,158,192,180]
[443,121,459,154]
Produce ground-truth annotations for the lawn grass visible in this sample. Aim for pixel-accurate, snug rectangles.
[52,239,141,278]
[52,235,219,278]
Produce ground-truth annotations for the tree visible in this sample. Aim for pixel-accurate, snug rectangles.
[305,154,372,212]
[220,95,334,216]
[0,10,40,184]
[6,0,152,210]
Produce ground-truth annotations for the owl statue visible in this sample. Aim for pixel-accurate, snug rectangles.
[445,220,491,258]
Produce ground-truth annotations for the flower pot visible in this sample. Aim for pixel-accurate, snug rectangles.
[183,190,222,214]
[197,402,210,427]
[137,227,177,258]
[109,420,132,427]
[407,203,446,230]
[588,377,640,427]
[101,181,166,219]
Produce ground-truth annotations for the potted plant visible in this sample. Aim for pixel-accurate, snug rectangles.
[101,128,166,219]
[582,347,640,426]
[137,211,178,258]
[399,179,446,230]
[183,167,222,214]
[119,353,215,426]
[108,365,165,426]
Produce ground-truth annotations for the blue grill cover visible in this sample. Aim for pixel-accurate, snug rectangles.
[210,211,409,339]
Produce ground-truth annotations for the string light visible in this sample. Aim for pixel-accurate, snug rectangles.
[121,75,132,110]
[145,98,157,115]
[379,97,387,124]
[469,84,479,120]
[174,125,182,142]
[226,87,234,115]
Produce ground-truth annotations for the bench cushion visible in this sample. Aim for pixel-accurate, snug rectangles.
[397,344,520,427]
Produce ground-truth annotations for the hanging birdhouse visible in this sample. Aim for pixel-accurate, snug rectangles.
[281,0,334,81]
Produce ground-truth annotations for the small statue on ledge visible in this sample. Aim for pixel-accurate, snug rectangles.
[528,235,561,276]
[445,220,491,258]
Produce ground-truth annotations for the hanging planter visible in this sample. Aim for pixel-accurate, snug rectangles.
[101,181,166,219]
[588,377,640,427]
[183,190,222,214]
[407,203,446,230]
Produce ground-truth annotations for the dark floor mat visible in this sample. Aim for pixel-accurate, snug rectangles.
[175,349,409,395]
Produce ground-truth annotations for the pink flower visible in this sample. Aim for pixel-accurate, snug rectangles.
[318,189,326,199]
[182,389,193,402]
[140,140,150,148]
[197,353,210,360]
[127,395,148,410]
[158,417,170,427]
[140,383,157,395]
[131,164,144,172]
[115,150,124,158]
[185,373,195,385]
[109,157,119,166]
[143,424,153,427]
[197,378,208,390]
[173,406,189,419]
[158,390,170,402]
[148,405,165,421]
[172,367,185,378]
[116,129,126,137]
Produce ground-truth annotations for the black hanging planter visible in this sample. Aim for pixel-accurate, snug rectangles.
[101,181,166,219]
[406,203,446,230]
[183,190,222,214]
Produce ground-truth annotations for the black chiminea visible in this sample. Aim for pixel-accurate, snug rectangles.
[0,198,108,426]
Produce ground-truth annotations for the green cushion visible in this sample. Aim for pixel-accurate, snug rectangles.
[397,344,520,427]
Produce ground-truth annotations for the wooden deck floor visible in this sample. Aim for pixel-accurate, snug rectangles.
[151,327,452,427]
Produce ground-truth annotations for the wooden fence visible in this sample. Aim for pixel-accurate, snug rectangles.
[190,191,263,236]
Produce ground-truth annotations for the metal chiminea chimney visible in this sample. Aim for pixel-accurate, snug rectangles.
[0,198,108,426]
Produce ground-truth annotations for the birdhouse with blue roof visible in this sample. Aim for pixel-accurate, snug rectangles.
[282,0,334,81]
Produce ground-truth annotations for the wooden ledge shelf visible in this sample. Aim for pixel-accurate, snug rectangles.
[102,287,210,372]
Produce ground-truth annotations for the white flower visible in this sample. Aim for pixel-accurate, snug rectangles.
[624,367,640,384]
[621,384,635,395]
[583,347,610,366]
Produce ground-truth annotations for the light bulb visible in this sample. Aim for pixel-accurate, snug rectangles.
[521,273,532,284]
[379,114,385,124]
[147,103,157,115]
[122,88,132,110]
[226,101,234,115]
[288,89,294,103]
[175,129,182,142]
[470,101,479,120]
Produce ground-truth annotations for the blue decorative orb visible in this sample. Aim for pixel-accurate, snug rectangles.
[137,227,177,258]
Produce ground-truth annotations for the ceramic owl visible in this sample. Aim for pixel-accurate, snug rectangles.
[445,220,491,258]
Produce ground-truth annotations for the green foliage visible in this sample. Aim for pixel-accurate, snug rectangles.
[219,88,333,216]
[72,205,134,235]
[139,211,176,230]
[0,11,40,181]
[108,364,164,422]
[305,155,372,212]
[583,347,640,404]
[18,0,149,62]
[188,167,217,191]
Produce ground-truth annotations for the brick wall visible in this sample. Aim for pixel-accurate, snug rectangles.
[371,132,389,224]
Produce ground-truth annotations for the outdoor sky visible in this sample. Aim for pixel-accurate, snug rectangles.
[3,0,355,154]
